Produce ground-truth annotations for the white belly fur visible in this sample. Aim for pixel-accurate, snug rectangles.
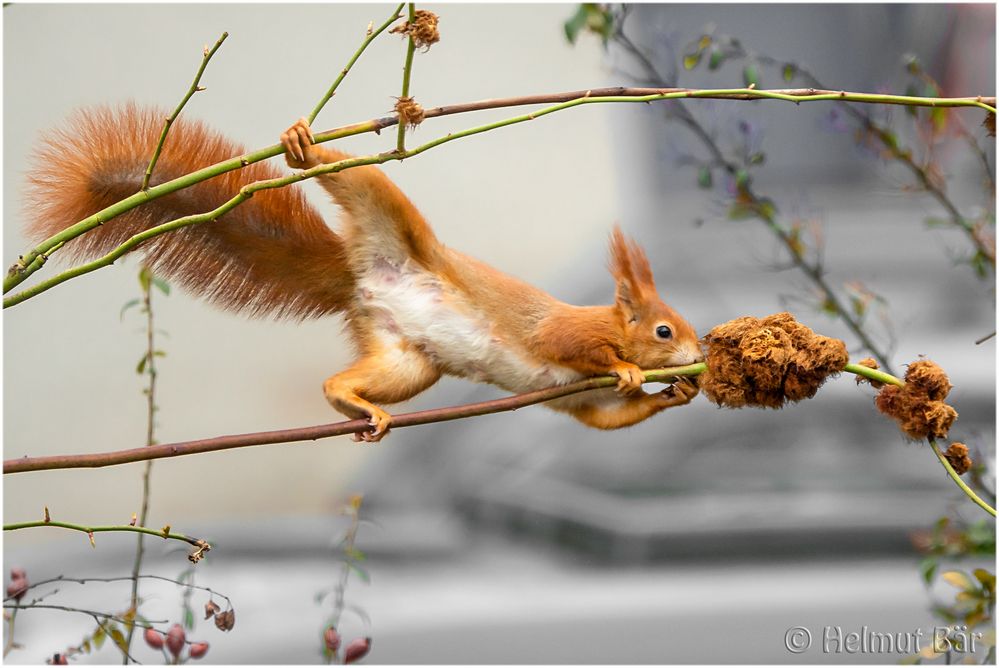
[357,258,582,392]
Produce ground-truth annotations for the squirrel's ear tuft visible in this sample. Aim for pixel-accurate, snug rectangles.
[609,225,657,316]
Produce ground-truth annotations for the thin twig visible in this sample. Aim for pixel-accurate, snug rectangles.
[1,603,165,629]
[2,519,207,549]
[733,45,995,269]
[5,86,994,296]
[613,31,897,373]
[141,32,228,191]
[3,365,705,473]
[397,3,417,152]
[308,3,406,124]
[124,267,162,663]
[928,440,997,517]
[3,608,16,657]
[6,574,233,610]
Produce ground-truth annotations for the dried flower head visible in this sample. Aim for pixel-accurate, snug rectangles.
[698,312,848,408]
[394,97,425,129]
[204,600,221,620]
[854,357,884,389]
[985,112,996,138]
[874,359,958,440]
[188,539,211,564]
[390,10,440,50]
[943,442,972,475]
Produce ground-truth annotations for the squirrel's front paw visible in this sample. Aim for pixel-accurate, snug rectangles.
[657,377,699,407]
[611,362,645,396]
[280,118,319,169]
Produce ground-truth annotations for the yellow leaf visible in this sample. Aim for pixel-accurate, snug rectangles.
[942,570,976,592]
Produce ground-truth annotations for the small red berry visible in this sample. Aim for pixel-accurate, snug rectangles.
[6,577,28,601]
[324,626,342,653]
[344,637,371,664]
[165,624,186,657]
[188,642,209,659]
[9,568,26,581]
[144,627,164,650]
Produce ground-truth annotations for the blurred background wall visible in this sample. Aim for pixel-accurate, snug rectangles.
[3,3,995,664]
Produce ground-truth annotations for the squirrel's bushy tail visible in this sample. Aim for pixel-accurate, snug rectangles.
[25,103,354,319]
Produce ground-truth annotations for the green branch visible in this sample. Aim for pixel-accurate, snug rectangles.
[397,3,418,152]
[141,32,228,191]
[3,518,208,550]
[928,440,996,518]
[5,86,994,301]
[307,3,405,125]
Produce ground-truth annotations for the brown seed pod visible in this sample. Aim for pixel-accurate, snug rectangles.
[214,608,235,632]
[204,600,221,620]
[390,10,440,50]
[874,359,958,440]
[394,97,425,129]
[943,442,972,475]
[699,312,847,408]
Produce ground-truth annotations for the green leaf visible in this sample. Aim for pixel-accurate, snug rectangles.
[109,628,128,657]
[138,266,153,292]
[82,639,91,654]
[782,63,795,82]
[119,299,140,321]
[748,152,766,165]
[347,561,371,583]
[151,277,171,296]
[707,49,725,71]
[92,624,106,650]
[683,51,701,70]
[184,606,195,630]
[924,217,950,228]
[136,355,148,375]
[154,350,167,358]
[583,4,613,43]
[742,64,759,88]
[697,166,713,189]
[563,5,588,45]
[734,169,750,190]
[919,557,938,586]
[345,547,367,562]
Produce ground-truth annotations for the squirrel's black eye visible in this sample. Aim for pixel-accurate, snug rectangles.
[655,325,673,340]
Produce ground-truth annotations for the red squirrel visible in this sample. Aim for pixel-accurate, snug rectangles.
[25,106,702,441]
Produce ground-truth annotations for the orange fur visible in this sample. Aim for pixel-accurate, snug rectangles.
[25,104,353,319]
[26,109,703,440]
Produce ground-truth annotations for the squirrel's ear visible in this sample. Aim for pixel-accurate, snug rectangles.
[609,226,657,319]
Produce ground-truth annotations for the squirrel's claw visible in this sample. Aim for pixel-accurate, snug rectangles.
[612,362,645,396]
[281,118,317,168]
[656,377,699,407]
[354,407,393,443]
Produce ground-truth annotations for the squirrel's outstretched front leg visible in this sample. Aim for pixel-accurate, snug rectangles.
[568,377,699,430]
[324,338,442,442]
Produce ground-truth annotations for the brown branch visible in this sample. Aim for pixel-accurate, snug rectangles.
[3,366,702,475]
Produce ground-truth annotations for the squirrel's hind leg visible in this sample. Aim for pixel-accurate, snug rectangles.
[324,338,441,442]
